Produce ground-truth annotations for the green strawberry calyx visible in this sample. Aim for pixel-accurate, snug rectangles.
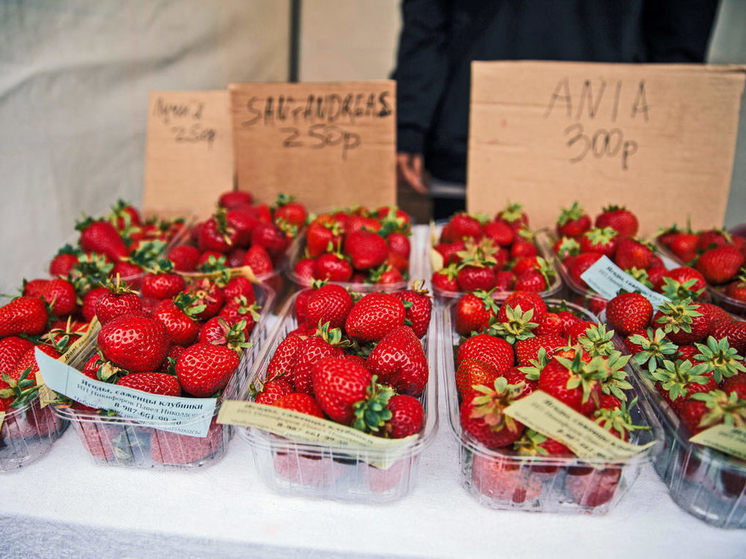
[470,376,525,433]
[489,304,538,344]
[593,397,649,440]
[352,377,394,433]
[691,389,746,430]
[554,352,607,404]
[577,324,615,357]
[693,336,746,384]
[650,359,711,403]
[557,202,585,226]
[654,298,702,335]
[630,328,678,373]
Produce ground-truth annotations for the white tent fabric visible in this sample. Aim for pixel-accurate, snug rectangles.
[0,0,289,293]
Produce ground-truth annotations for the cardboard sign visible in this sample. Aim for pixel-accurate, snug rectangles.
[229,81,396,211]
[143,90,234,219]
[467,62,745,235]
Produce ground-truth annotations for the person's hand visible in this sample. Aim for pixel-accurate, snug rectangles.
[396,152,427,195]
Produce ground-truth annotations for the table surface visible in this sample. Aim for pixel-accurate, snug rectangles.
[2,226,746,558]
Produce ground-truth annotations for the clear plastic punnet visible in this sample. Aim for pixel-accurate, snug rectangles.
[429,222,563,301]
[0,397,68,471]
[51,283,275,470]
[441,298,661,514]
[236,291,438,503]
[612,333,746,528]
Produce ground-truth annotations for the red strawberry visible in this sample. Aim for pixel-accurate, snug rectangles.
[97,315,169,373]
[538,353,602,416]
[344,230,388,270]
[0,337,35,372]
[274,194,307,227]
[218,190,253,209]
[226,209,258,247]
[312,357,388,428]
[8,344,60,386]
[434,241,466,265]
[176,343,239,397]
[614,238,654,270]
[81,285,109,322]
[495,202,529,231]
[272,392,325,418]
[455,358,499,398]
[696,246,745,284]
[678,397,709,435]
[366,326,428,397]
[168,245,201,272]
[483,221,514,247]
[392,283,432,338]
[510,238,538,259]
[345,293,406,342]
[513,270,547,292]
[306,218,343,258]
[431,264,460,292]
[23,278,49,298]
[668,232,699,262]
[605,293,653,336]
[199,211,239,253]
[595,205,638,237]
[49,246,80,276]
[95,283,143,325]
[579,227,618,257]
[251,222,289,258]
[460,377,525,449]
[292,332,344,394]
[384,394,424,438]
[294,257,316,282]
[457,265,495,292]
[304,284,353,329]
[0,297,48,337]
[38,278,78,317]
[514,335,566,366]
[653,300,709,345]
[152,297,202,346]
[457,334,514,373]
[141,271,185,301]
[455,291,497,336]
[710,321,746,355]
[116,372,181,396]
[76,218,128,261]
[243,244,274,277]
[697,229,731,251]
[726,273,746,302]
[568,252,603,288]
[536,312,563,336]
[255,379,294,405]
[447,213,483,240]
[371,263,403,285]
[556,202,591,237]
[313,252,353,282]
[387,232,411,258]
[494,270,516,291]
[498,291,548,324]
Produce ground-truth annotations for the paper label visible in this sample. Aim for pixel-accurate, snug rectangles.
[505,390,656,461]
[36,318,100,408]
[35,349,216,437]
[580,255,670,309]
[689,424,746,460]
[217,400,416,469]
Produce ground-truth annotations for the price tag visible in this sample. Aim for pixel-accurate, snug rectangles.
[505,391,655,461]
[581,255,670,309]
[229,81,396,212]
[690,424,746,460]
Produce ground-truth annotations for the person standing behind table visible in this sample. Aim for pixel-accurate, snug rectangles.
[394,0,719,220]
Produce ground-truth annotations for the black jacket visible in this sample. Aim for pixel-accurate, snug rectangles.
[394,0,719,183]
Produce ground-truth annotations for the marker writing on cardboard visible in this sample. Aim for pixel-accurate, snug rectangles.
[152,96,216,149]
[544,78,649,170]
[241,91,393,160]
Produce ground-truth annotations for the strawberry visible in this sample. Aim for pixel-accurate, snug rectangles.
[710,321,746,355]
[226,209,258,247]
[8,344,60,386]
[513,270,547,292]
[697,228,732,251]
[218,190,253,209]
[579,227,618,257]
[294,287,315,327]
[677,397,709,435]
[653,299,709,345]
[186,279,225,320]
[292,329,345,394]
[482,220,514,247]
[168,245,201,272]
[434,241,465,265]
[199,210,238,253]
[595,205,638,237]
[0,297,48,337]
[76,218,128,261]
[498,291,548,324]
[107,199,141,230]
[23,278,50,298]
[272,392,325,418]
[345,293,406,342]
[668,231,699,262]
[116,372,181,396]
[510,238,538,259]
[49,245,80,276]
[176,343,239,397]
[343,230,388,270]
[565,467,621,507]
[313,252,353,282]
[538,352,603,416]
[556,202,591,237]
[304,284,353,329]
[495,202,529,231]
[273,193,307,227]
[218,296,260,338]
[457,265,495,292]
[384,394,424,438]
[615,238,654,270]
[366,326,428,396]
[306,218,343,257]
[455,291,497,336]
[494,270,515,291]
[605,293,653,336]
[460,377,525,448]
[457,333,514,373]
[696,245,745,284]
[80,288,108,323]
[97,315,169,373]
[294,258,316,282]
[141,264,186,301]
[152,295,203,346]
[251,222,289,258]
[514,335,566,366]
[312,356,392,429]
[255,378,294,405]
[37,278,78,317]
[95,281,143,325]
[392,282,432,338]
[455,358,499,398]
[535,312,563,336]
[387,232,411,259]
[726,272,746,302]
[658,267,707,297]
[568,252,603,288]
[0,337,35,372]
[386,250,409,274]
[431,264,460,292]
[447,213,483,240]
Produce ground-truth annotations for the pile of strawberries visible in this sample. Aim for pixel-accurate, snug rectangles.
[432,204,557,295]
[607,292,746,439]
[658,225,746,310]
[292,206,412,286]
[167,192,306,279]
[453,290,648,507]
[253,284,431,440]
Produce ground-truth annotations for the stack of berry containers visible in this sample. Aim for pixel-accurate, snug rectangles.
[440,297,661,514]
[52,284,275,469]
[237,291,438,503]
[655,226,746,319]
[428,204,563,301]
[287,207,414,293]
